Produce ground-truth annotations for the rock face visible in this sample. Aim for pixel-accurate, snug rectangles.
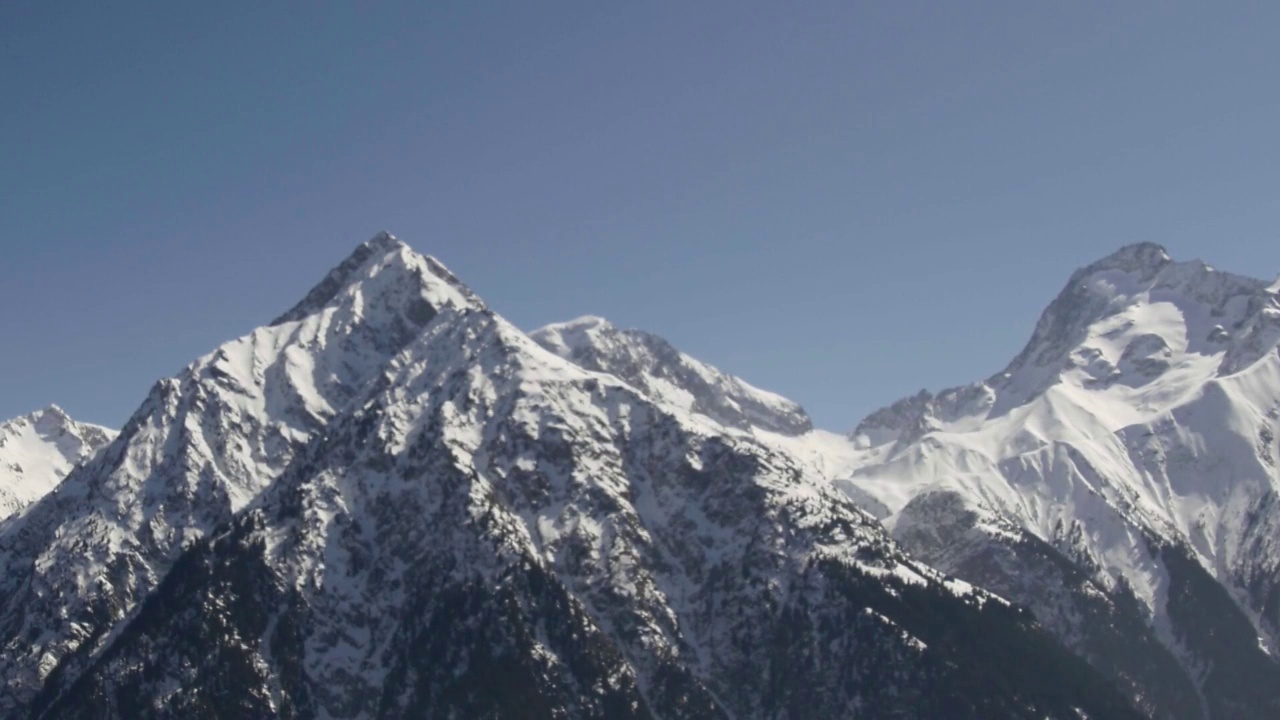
[0,405,115,521]
[845,243,1280,719]
[1,235,1140,719]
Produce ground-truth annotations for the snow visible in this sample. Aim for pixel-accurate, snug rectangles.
[0,406,115,521]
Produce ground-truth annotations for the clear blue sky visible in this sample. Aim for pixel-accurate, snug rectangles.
[3,2,1279,430]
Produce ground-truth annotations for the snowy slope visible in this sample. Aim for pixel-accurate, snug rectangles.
[8,237,1140,720]
[842,243,1280,718]
[0,406,114,520]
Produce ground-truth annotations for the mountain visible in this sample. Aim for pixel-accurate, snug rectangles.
[844,243,1280,718]
[0,233,481,714]
[1,235,1142,719]
[0,406,115,521]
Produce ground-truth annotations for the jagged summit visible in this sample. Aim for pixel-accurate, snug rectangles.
[525,315,612,357]
[21,405,113,443]
[2,406,66,439]
[0,405,115,457]
[538,313,610,332]
[272,233,402,326]
[0,407,116,521]
[29,403,70,423]
[850,389,940,450]
[1003,242,1268,386]
[366,229,401,249]
[1084,241,1173,277]
[853,243,1279,449]
[270,232,476,327]
[532,314,813,435]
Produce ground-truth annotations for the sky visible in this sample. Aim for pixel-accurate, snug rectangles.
[3,2,1280,430]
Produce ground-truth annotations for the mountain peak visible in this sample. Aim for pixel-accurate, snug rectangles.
[529,315,614,354]
[532,315,813,435]
[1088,241,1172,275]
[365,230,403,251]
[270,232,475,327]
[2,405,77,437]
[271,234,400,326]
[548,314,612,331]
[0,406,117,521]
[26,406,75,437]
[997,241,1266,384]
[853,240,1274,445]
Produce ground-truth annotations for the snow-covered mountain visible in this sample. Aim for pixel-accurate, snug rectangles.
[1,235,1143,720]
[0,406,115,520]
[10,234,1280,718]
[0,233,481,713]
[843,243,1280,718]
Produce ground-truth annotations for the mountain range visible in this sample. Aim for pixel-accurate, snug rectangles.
[1,233,1276,719]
